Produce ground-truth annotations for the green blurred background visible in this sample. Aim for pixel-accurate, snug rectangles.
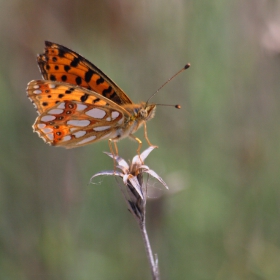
[1,0,280,279]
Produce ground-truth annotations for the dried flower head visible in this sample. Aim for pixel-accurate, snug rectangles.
[90,146,168,220]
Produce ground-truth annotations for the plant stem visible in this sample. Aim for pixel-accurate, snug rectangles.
[138,216,159,280]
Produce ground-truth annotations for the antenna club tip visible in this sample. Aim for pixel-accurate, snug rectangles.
[175,104,181,109]
[184,63,191,69]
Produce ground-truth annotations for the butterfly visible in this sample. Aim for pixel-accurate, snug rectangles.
[27,41,157,152]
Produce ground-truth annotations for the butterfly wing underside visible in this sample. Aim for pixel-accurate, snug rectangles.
[27,80,129,148]
[37,41,133,105]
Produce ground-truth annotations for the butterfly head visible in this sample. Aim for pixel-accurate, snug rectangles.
[140,103,156,122]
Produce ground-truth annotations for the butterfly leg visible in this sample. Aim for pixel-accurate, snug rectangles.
[129,134,145,164]
[108,139,119,156]
[143,122,158,148]
[108,139,119,172]
[129,134,142,156]
[113,141,119,156]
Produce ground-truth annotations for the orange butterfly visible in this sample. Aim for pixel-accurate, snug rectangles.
[27,41,157,152]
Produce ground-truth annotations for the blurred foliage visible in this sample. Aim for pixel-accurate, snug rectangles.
[1,0,280,279]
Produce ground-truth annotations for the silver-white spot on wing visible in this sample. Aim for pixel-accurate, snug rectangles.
[67,120,91,127]
[76,104,88,111]
[37,123,46,129]
[73,130,87,138]
[57,102,66,109]
[111,111,120,120]
[93,126,111,131]
[33,90,42,94]
[86,108,106,119]
[77,135,96,145]
[48,109,64,115]
[46,134,54,141]
[61,135,71,142]
[41,115,56,122]
[41,127,53,134]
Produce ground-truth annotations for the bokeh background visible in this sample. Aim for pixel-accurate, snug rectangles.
[1,0,280,279]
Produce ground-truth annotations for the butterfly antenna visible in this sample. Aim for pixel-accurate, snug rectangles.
[155,103,181,109]
[146,63,190,105]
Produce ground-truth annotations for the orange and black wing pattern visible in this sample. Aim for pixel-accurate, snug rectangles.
[27,80,127,148]
[37,41,133,105]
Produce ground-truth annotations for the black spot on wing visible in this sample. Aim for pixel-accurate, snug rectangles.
[58,48,66,57]
[93,98,100,103]
[85,69,94,83]
[65,88,74,94]
[110,92,117,100]
[61,75,67,82]
[96,77,104,85]
[102,86,112,96]
[70,57,80,67]
[76,76,82,85]
[80,94,89,102]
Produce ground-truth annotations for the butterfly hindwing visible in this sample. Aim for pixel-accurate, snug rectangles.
[37,41,133,105]
[27,80,127,147]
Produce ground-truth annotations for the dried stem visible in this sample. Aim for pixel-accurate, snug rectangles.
[138,215,159,280]
[126,174,159,280]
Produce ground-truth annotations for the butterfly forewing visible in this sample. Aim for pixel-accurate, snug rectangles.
[37,41,133,105]
[27,80,127,148]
